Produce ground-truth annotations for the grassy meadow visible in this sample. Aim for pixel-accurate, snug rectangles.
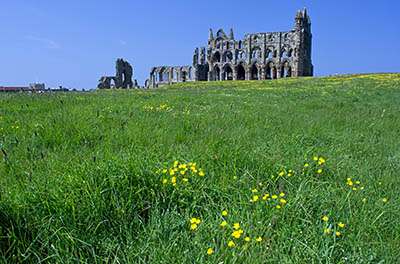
[1,73,400,263]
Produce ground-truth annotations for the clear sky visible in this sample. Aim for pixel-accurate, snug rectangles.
[1,0,399,89]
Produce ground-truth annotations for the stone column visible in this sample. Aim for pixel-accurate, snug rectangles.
[233,67,237,80]
[260,67,266,80]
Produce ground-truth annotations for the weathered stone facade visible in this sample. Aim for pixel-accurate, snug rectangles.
[98,58,135,89]
[149,8,313,88]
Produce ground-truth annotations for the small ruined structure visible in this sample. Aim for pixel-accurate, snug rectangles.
[98,58,134,89]
[149,8,313,88]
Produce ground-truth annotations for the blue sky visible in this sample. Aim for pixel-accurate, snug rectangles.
[1,0,399,89]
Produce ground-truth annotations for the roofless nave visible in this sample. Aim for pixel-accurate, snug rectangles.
[148,8,313,88]
[97,8,313,89]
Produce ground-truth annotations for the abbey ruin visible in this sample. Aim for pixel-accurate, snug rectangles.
[98,59,137,89]
[149,8,313,88]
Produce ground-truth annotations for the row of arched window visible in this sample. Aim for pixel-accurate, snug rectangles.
[152,67,193,83]
[211,47,294,63]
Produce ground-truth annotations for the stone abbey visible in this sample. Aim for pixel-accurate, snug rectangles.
[149,8,313,88]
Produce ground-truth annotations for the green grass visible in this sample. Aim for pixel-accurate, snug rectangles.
[1,73,400,263]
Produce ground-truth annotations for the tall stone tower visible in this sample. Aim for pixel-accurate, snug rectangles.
[294,8,313,76]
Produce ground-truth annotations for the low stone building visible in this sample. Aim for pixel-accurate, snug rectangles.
[29,83,45,91]
[149,8,313,88]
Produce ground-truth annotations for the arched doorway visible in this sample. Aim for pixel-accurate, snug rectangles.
[266,62,275,80]
[214,66,221,81]
[236,64,246,80]
[223,65,233,80]
[250,64,259,80]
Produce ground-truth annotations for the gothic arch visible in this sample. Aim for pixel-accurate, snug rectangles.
[212,51,221,63]
[236,63,246,80]
[213,65,221,81]
[222,64,233,80]
[250,63,260,80]
[223,51,233,63]
[188,67,193,80]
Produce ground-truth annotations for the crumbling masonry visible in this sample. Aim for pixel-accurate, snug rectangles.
[149,8,313,88]
[98,58,135,89]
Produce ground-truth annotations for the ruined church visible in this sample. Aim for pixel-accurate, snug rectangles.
[149,8,313,88]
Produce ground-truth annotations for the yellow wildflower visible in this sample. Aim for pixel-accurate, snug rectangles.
[317,169,322,174]
[180,170,185,175]
[382,198,387,203]
[355,181,360,185]
[362,198,366,203]
[244,237,250,242]
[252,189,258,193]
[162,169,167,173]
[324,228,330,233]
[335,231,341,236]
[196,219,200,224]
[199,171,204,176]
[220,221,227,227]
[222,210,228,216]
[258,182,263,186]
[173,161,179,167]
[190,218,197,224]
[279,171,284,176]
[182,178,188,182]
[253,195,259,202]
[279,193,285,197]
[162,179,167,184]
[169,169,175,176]
[190,224,198,230]
[280,199,287,204]
[313,157,318,161]
[272,195,278,199]
[276,205,281,209]
[256,237,262,242]
[233,223,240,230]
[322,216,328,221]
[338,222,344,228]
[171,177,176,183]
[228,241,235,247]
[304,163,309,168]
[207,248,213,255]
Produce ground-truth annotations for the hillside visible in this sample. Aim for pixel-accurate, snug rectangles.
[1,73,400,263]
